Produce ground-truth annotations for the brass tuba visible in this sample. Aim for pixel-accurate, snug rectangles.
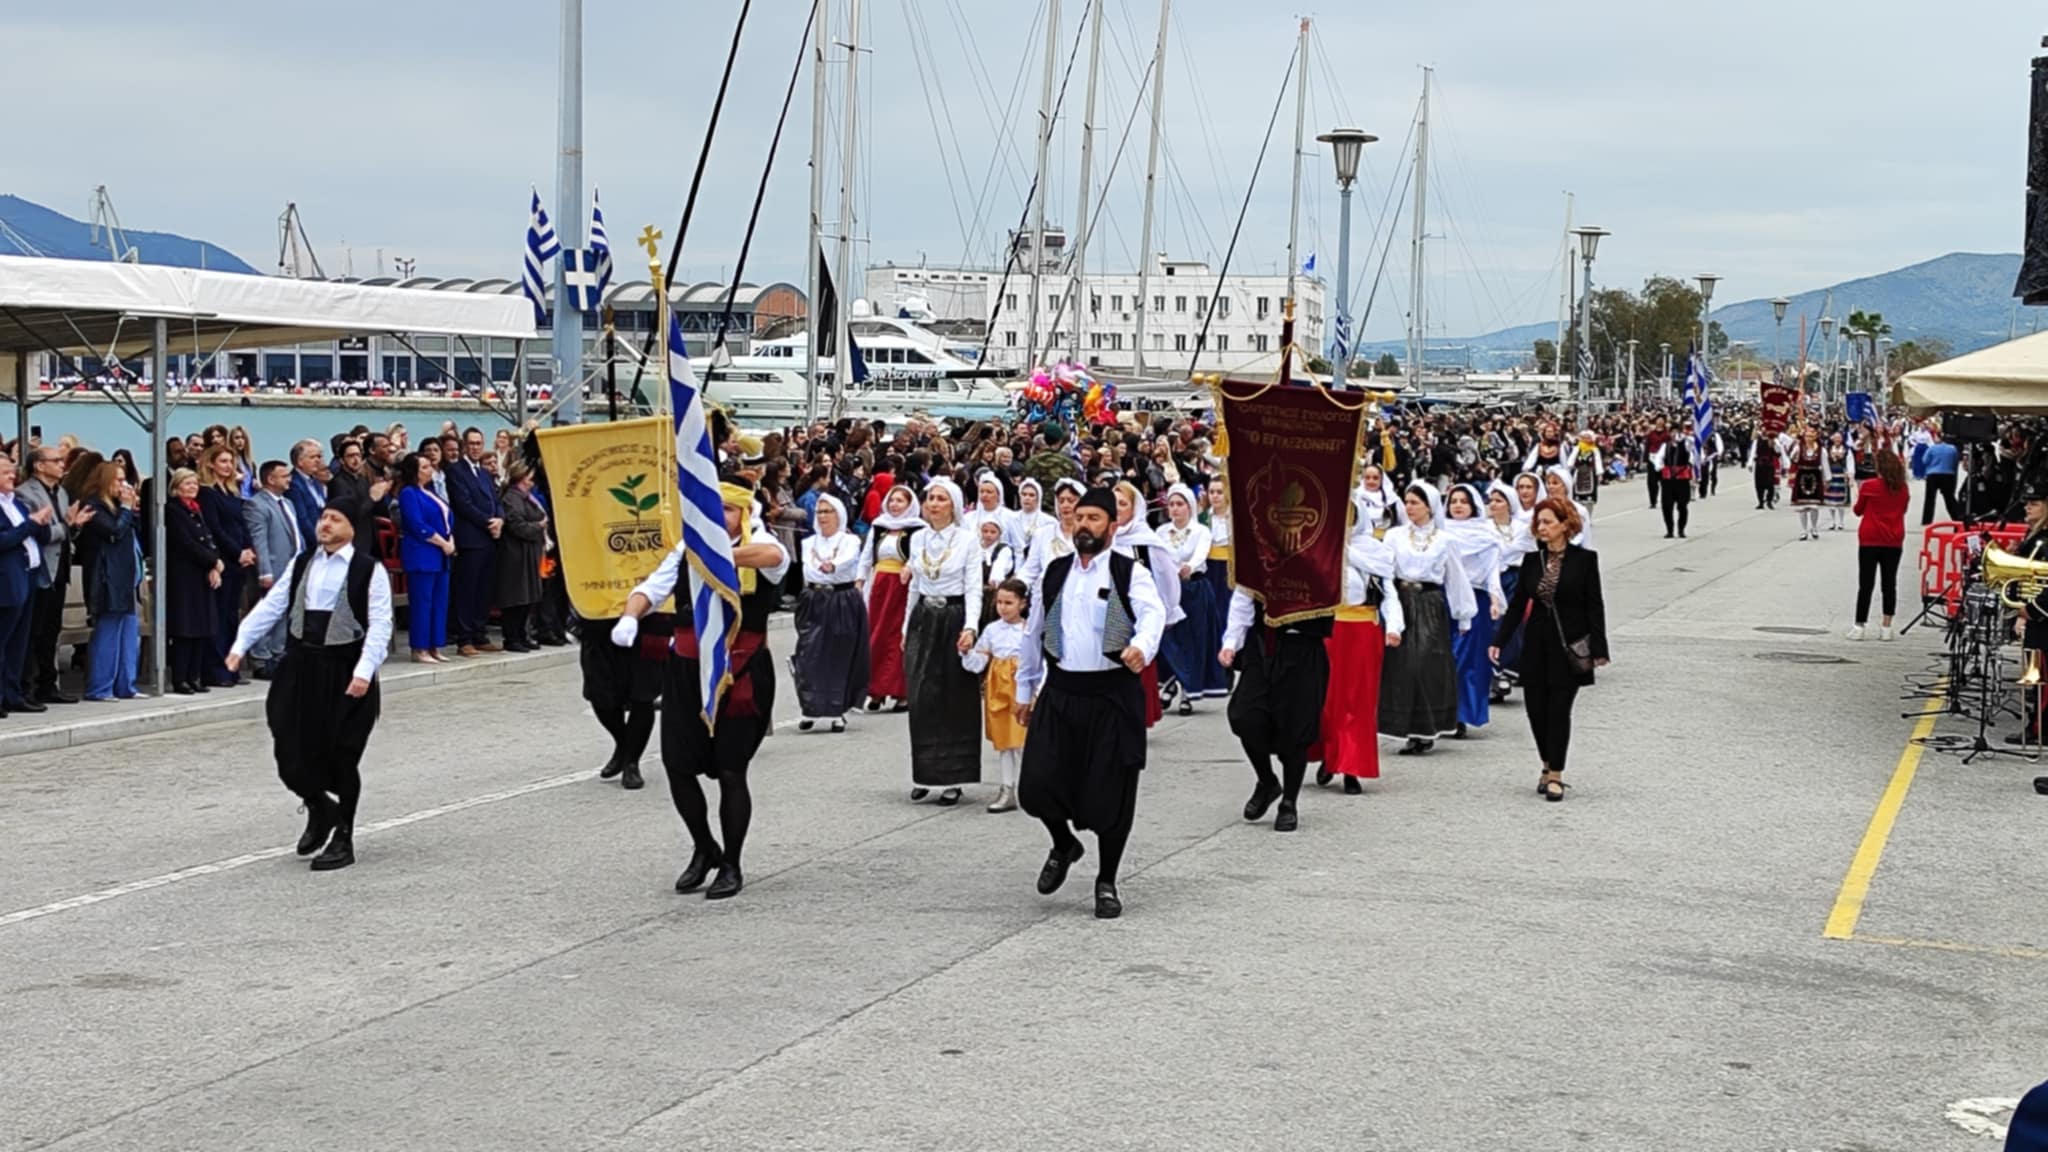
[1982,542,2048,608]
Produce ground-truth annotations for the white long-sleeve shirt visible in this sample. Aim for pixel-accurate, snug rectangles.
[1387,522,1479,630]
[1161,520,1211,578]
[962,617,1028,674]
[1015,551,1165,706]
[1344,532,1406,639]
[231,543,394,682]
[801,531,862,586]
[632,521,792,606]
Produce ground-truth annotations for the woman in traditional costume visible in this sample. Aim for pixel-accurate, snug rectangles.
[1204,483,1235,644]
[1378,482,1478,755]
[902,479,983,805]
[1314,492,1405,794]
[1823,432,1855,533]
[1542,467,1596,551]
[1158,484,1225,713]
[859,485,922,711]
[1442,483,1508,736]
[1114,480,1182,727]
[1788,427,1828,540]
[1487,481,1532,703]
[794,495,868,733]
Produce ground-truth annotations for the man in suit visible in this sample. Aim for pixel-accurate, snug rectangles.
[446,426,504,656]
[0,456,56,717]
[18,445,92,704]
[286,439,329,546]
[325,438,392,554]
[241,459,303,679]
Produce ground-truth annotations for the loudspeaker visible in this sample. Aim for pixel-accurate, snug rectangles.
[1947,411,2000,442]
[2017,54,2048,305]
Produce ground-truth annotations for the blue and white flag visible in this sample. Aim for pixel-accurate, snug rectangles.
[1685,347,1716,457]
[1329,309,1353,370]
[1577,339,1597,389]
[1302,253,1317,275]
[562,249,604,314]
[669,313,744,732]
[589,189,613,298]
[522,188,560,327]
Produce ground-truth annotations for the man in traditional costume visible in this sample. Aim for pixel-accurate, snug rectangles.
[229,502,394,872]
[1015,488,1165,920]
[611,480,790,901]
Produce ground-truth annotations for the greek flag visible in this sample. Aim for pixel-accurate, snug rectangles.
[522,189,560,327]
[669,313,744,732]
[589,189,612,298]
[1685,347,1716,457]
[1328,309,1353,370]
[562,249,604,314]
[1577,339,1596,389]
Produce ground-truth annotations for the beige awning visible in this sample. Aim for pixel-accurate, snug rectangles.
[1898,329,2048,415]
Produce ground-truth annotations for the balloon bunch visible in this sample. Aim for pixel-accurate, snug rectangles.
[1013,360,1120,427]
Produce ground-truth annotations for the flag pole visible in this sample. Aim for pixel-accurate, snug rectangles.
[553,0,586,424]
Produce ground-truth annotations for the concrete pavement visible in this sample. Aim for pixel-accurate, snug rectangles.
[4,483,2044,1151]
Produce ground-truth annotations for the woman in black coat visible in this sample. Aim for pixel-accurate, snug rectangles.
[197,446,257,687]
[163,468,224,695]
[1489,496,1610,801]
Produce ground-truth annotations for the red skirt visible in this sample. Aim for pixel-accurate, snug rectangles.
[1319,615,1384,779]
[1141,660,1162,728]
[867,571,909,699]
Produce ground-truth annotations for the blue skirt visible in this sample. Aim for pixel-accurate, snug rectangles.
[1203,558,1233,642]
[1453,589,1493,728]
[1162,572,1229,699]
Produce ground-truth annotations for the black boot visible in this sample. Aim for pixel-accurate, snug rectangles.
[675,844,723,893]
[1273,801,1299,833]
[1036,840,1085,895]
[705,864,744,900]
[620,762,644,790]
[295,799,335,857]
[1343,775,1363,795]
[1243,776,1282,822]
[310,829,354,871]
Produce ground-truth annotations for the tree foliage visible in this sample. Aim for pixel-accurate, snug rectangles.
[1532,339,1557,374]
[1888,337,1952,380]
[1374,352,1400,377]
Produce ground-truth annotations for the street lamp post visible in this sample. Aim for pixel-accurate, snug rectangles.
[1316,127,1377,390]
[1570,226,1610,411]
[1659,341,1671,402]
[1771,297,1790,382]
[1818,314,1837,400]
[1877,336,1893,395]
[1694,275,1720,380]
[1625,337,1639,405]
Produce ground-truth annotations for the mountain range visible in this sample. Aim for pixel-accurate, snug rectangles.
[1358,252,2043,368]
[0,194,259,274]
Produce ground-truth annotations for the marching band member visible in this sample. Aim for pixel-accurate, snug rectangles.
[793,495,868,733]
[859,485,923,712]
[1378,482,1478,756]
[1788,426,1828,541]
[902,479,983,806]
[1314,492,1405,794]
[1159,484,1226,714]
[1443,484,1507,736]
[962,577,1031,813]
[1114,480,1182,728]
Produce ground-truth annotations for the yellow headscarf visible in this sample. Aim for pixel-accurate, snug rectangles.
[720,481,758,594]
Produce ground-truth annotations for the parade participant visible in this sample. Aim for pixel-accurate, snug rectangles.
[1114,480,1182,726]
[1443,484,1507,737]
[1698,424,1724,499]
[1788,427,1828,541]
[962,578,1031,813]
[1490,497,1610,802]
[1219,580,1333,831]
[1650,429,1695,539]
[1569,429,1604,507]
[1012,478,1059,568]
[1356,463,1399,535]
[1823,433,1854,533]
[1513,471,1543,520]
[1752,430,1780,510]
[1543,467,1596,550]
[1522,421,1567,474]
[611,480,789,900]
[1645,420,1668,509]
[1203,482,1235,642]
[1015,487,1163,919]
[578,597,667,790]
[1017,477,1084,598]
[972,517,1016,631]
[963,471,1018,551]
[1486,481,1530,703]
[1313,492,1405,795]
[903,478,983,805]
[1379,482,1477,755]
[794,494,868,733]
[859,485,923,711]
[1158,484,1225,714]
[227,502,394,872]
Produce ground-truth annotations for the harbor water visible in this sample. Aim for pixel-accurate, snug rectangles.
[0,396,525,459]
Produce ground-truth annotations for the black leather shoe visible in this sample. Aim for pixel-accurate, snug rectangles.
[910,787,930,802]
[675,845,723,893]
[11,699,45,714]
[310,832,354,871]
[42,691,78,705]
[2034,776,2048,796]
[295,802,334,856]
[1343,775,1363,796]
[1273,802,1299,833]
[252,664,273,681]
[193,683,210,694]
[1094,881,1122,920]
[705,865,744,900]
[172,683,196,696]
[620,763,644,790]
[936,788,961,807]
[1315,767,1333,788]
[1243,777,1282,822]
[598,753,624,780]
[1036,841,1085,895]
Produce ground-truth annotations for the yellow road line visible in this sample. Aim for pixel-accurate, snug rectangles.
[1822,693,1943,940]
[1851,933,2048,962]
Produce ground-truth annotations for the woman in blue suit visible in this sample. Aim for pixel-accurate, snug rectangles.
[397,452,456,663]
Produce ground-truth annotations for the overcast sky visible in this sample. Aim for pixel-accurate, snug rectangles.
[4,0,2040,342]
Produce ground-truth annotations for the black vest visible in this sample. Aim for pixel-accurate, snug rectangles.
[1040,552,1137,664]
[285,547,378,651]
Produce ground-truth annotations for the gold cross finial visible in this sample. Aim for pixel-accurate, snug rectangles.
[637,225,663,262]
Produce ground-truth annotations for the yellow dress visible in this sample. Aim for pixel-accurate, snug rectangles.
[983,656,1027,751]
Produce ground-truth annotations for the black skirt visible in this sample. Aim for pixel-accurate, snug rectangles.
[1019,665,1147,831]
[1378,581,1460,739]
[266,640,381,791]
[1226,630,1329,753]
[903,596,982,787]
[661,646,776,778]
[792,583,870,718]
[579,614,672,707]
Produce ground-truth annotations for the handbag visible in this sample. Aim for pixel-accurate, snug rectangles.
[1550,603,1595,676]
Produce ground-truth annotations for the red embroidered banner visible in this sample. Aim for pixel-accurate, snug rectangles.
[1219,382,1368,625]
[1760,383,1799,437]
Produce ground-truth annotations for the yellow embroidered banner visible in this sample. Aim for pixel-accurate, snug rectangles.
[534,417,679,619]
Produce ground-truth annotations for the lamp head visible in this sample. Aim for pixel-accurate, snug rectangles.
[1695,273,1721,304]
[1316,128,1377,188]
[1772,297,1791,323]
[1819,315,1836,338]
[1570,226,1610,262]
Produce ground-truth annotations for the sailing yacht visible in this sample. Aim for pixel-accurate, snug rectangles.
[706,306,1011,424]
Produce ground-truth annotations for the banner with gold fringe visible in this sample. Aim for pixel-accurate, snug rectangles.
[533,417,681,619]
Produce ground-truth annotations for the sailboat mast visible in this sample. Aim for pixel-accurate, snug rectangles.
[1283,17,1309,329]
[1132,0,1171,381]
[804,0,832,423]
[1026,0,1062,369]
[1069,0,1105,363]
[831,0,864,413]
[1406,67,1430,391]
[1554,191,1571,385]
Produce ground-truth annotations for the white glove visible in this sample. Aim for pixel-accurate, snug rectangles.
[610,615,640,648]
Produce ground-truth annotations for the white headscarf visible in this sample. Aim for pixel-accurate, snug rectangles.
[1511,471,1544,520]
[1440,483,1502,589]
[924,477,966,531]
[1402,480,1446,531]
[1541,466,1592,547]
[872,484,926,531]
[1113,480,1183,625]
[1164,483,1198,524]
[811,493,849,538]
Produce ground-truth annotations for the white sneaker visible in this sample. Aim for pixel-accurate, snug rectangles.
[1847,625,1867,641]
[1880,626,1895,642]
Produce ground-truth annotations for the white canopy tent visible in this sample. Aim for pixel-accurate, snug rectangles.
[0,255,537,695]
[1897,329,2048,416]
